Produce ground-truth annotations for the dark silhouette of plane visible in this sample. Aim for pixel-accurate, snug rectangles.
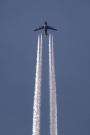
[34,21,57,36]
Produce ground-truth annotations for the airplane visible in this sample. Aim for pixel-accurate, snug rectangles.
[34,21,57,36]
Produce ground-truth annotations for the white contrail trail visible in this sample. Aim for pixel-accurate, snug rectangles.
[32,35,42,135]
[51,35,58,135]
[49,34,52,135]
[49,34,58,135]
[32,34,57,135]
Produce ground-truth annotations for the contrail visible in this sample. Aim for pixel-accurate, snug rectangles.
[32,35,42,135]
[49,34,58,135]
[32,34,58,135]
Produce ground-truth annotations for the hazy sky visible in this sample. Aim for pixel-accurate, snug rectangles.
[0,0,90,135]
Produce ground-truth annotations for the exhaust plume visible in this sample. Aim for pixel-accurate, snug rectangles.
[32,35,42,135]
[49,34,58,135]
[32,34,58,135]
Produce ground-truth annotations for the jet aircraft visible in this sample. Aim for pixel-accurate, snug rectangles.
[34,21,57,36]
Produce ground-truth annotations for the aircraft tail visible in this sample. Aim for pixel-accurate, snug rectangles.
[42,34,49,36]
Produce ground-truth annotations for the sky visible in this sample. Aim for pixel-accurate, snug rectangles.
[0,0,90,135]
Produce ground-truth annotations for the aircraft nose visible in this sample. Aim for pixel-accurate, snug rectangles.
[45,21,47,25]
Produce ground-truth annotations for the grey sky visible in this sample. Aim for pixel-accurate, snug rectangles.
[0,0,90,135]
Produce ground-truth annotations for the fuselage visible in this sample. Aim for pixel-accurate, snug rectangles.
[34,21,57,36]
[44,21,48,36]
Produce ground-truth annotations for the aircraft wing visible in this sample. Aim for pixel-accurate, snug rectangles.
[34,26,44,31]
[47,26,57,31]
